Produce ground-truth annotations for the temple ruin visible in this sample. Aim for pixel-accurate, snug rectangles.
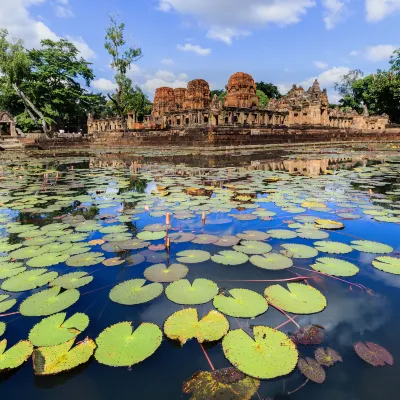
[0,111,17,136]
[87,72,389,134]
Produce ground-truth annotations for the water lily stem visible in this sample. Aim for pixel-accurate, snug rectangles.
[0,311,20,317]
[274,315,299,330]
[288,379,309,395]
[199,342,215,371]
[270,304,300,329]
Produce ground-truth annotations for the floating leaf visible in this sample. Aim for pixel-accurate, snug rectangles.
[213,289,268,318]
[353,342,394,366]
[233,241,272,255]
[280,243,318,259]
[264,283,327,314]
[351,240,393,254]
[314,347,342,367]
[236,231,269,241]
[137,231,166,241]
[66,252,105,267]
[192,234,220,244]
[27,252,70,268]
[50,272,93,289]
[315,219,344,230]
[1,269,58,292]
[109,279,163,305]
[291,325,324,345]
[169,232,196,243]
[166,278,218,305]
[267,229,298,239]
[164,308,229,345]
[8,245,46,260]
[182,368,260,400]
[296,228,330,240]
[211,251,249,266]
[298,357,326,383]
[0,262,26,279]
[250,253,293,270]
[0,339,33,372]
[222,327,298,379]
[95,322,162,367]
[19,287,80,316]
[102,257,124,266]
[0,294,16,313]
[176,250,211,264]
[0,322,5,337]
[33,338,95,375]
[311,257,359,277]
[29,312,89,347]
[144,263,188,282]
[214,235,240,247]
[372,256,400,275]
[313,241,353,254]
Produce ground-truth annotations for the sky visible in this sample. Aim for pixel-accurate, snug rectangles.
[1,0,399,103]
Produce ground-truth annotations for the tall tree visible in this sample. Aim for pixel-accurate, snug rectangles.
[256,82,281,99]
[104,14,142,129]
[334,69,364,112]
[256,90,269,108]
[0,29,49,133]
[210,89,226,102]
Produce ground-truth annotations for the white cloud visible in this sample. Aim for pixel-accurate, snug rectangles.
[177,43,211,56]
[277,84,290,95]
[161,58,174,65]
[366,0,400,22]
[92,78,117,93]
[365,44,398,61]
[142,70,188,94]
[300,66,350,89]
[126,64,142,78]
[314,61,329,70]
[349,50,360,57]
[66,36,96,60]
[54,0,74,18]
[322,0,349,29]
[0,0,95,58]
[159,0,316,44]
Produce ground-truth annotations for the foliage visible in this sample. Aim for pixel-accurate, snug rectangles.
[165,278,218,305]
[353,342,394,366]
[256,81,281,99]
[298,357,326,383]
[314,347,342,367]
[0,339,33,372]
[210,89,226,102]
[256,90,269,109]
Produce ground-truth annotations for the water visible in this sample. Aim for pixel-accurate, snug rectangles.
[0,144,400,399]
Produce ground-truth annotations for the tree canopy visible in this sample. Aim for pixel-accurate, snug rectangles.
[256,82,281,99]
[256,90,269,108]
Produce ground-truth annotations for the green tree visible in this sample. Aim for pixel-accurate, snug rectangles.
[256,81,281,99]
[104,14,142,129]
[334,69,364,112]
[256,90,269,108]
[210,89,226,102]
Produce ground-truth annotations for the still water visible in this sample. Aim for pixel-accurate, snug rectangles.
[0,144,399,399]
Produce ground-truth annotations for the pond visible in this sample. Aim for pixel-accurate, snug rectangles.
[0,143,400,399]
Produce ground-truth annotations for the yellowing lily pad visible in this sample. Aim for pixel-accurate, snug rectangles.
[313,241,353,254]
[372,256,400,275]
[233,241,272,255]
[144,263,188,282]
[351,240,393,254]
[0,339,33,372]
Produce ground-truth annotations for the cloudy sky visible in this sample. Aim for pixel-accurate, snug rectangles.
[2,0,399,102]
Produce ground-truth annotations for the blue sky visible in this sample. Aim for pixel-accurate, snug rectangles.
[2,0,399,102]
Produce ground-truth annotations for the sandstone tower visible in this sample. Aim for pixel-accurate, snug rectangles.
[224,72,259,109]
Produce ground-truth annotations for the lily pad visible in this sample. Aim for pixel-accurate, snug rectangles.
[313,241,353,254]
[214,235,240,247]
[353,342,394,366]
[66,252,105,267]
[27,252,70,268]
[8,245,46,260]
[95,322,162,367]
[213,289,268,318]
[0,294,17,313]
[314,347,342,367]
[33,338,96,375]
[0,339,33,372]
[236,231,269,241]
[1,269,58,292]
[176,250,211,264]
[211,251,249,266]
[109,279,163,305]
[264,283,327,314]
[315,219,344,230]
[280,243,318,259]
[249,253,293,270]
[0,262,26,279]
[166,278,218,305]
[137,231,166,241]
[311,257,359,277]
[291,325,324,345]
[164,308,229,345]
[169,232,196,243]
[50,272,93,289]
[267,229,298,239]
[144,263,188,282]
[233,241,272,255]
[298,357,326,383]
[29,312,90,347]
[0,322,5,337]
[222,327,298,379]
[19,287,80,316]
[192,234,220,244]
[296,228,330,240]
[351,240,393,254]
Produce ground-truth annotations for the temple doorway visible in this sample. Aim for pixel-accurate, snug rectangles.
[0,112,16,136]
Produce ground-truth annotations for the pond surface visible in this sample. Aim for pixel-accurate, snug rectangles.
[0,144,400,399]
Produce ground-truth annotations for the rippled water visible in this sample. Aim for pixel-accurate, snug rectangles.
[1,145,400,400]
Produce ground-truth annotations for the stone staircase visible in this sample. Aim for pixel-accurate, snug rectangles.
[0,137,24,150]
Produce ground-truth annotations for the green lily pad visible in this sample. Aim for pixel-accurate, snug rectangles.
[267,229,298,239]
[0,294,17,313]
[313,241,353,254]
[233,241,272,255]
[0,322,5,337]
[144,263,188,282]
[33,338,96,375]
[143,223,167,232]
[351,240,393,254]
[0,262,26,279]
[168,232,196,243]
[250,252,294,270]
[27,252,70,268]
[99,225,128,234]
[164,308,229,345]
[296,228,330,240]
[311,257,359,277]
[372,256,400,274]
[192,234,220,244]
[213,289,268,318]
[236,231,269,241]
[29,312,90,347]
[95,322,162,367]
[0,339,33,372]
[8,245,46,260]
[109,279,163,305]
[0,242,22,252]
[19,287,80,316]
[222,327,298,379]
[59,233,89,243]
[214,235,240,247]
[50,272,93,289]
[137,231,166,241]
[264,283,327,314]
[66,252,105,267]
[1,269,58,292]
[41,242,73,253]
[280,243,318,259]
[166,278,218,305]
[176,250,211,264]
[211,251,249,266]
